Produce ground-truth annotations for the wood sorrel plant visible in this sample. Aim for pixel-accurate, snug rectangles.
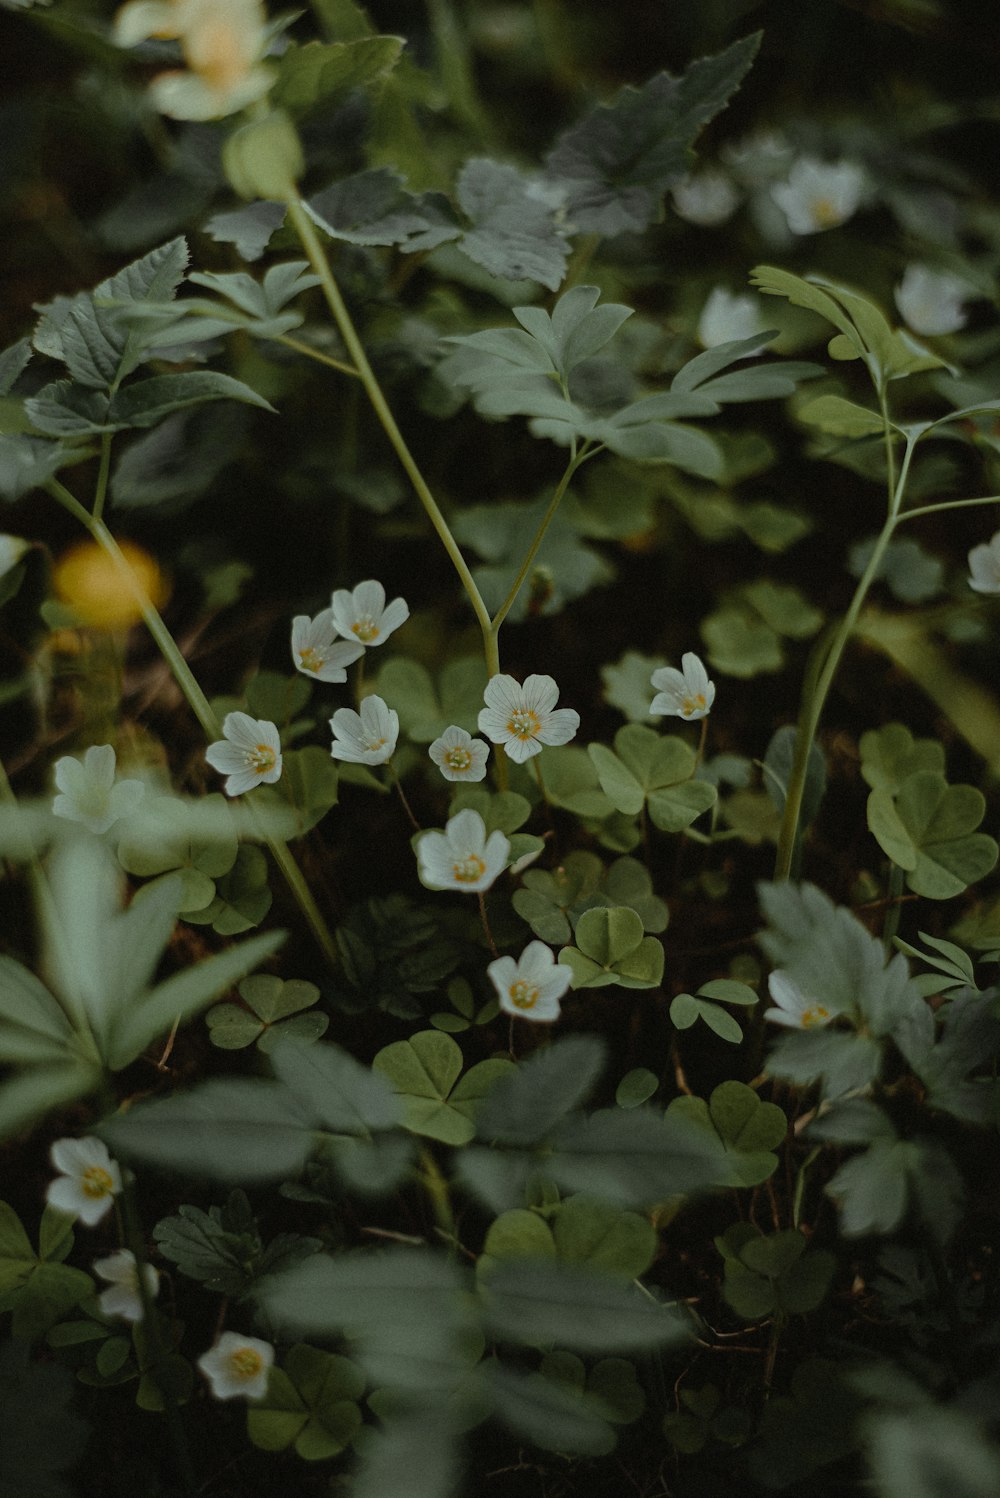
[2,4,1000,1497]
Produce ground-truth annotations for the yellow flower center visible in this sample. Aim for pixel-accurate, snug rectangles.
[811,196,841,228]
[351,616,379,643]
[298,647,323,673]
[364,737,387,753]
[228,1347,265,1381]
[681,693,706,717]
[507,709,540,740]
[452,854,486,883]
[802,1004,830,1028]
[445,747,473,772]
[81,1166,114,1200]
[247,745,276,774]
[508,980,540,1010]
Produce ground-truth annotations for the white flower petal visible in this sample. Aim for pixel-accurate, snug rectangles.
[198,1331,275,1401]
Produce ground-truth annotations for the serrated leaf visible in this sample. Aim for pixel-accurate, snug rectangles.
[455,159,570,291]
[273,35,404,115]
[476,1034,606,1147]
[306,168,459,252]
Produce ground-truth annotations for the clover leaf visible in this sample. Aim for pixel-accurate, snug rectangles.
[588,725,716,832]
[715,1224,835,1319]
[206,974,328,1053]
[867,770,998,898]
[666,1080,785,1186]
[248,1344,365,1461]
[558,908,664,990]
[372,1030,515,1145]
[669,981,758,1045]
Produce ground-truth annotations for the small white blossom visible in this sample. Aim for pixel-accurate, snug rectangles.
[0,534,29,579]
[52,745,145,835]
[671,170,741,227]
[329,695,399,764]
[894,264,970,336]
[428,725,490,783]
[968,531,1000,594]
[330,579,409,649]
[416,808,510,894]
[197,1331,274,1401]
[205,713,282,796]
[771,157,866,235]
[650,654,715,721]
[291,609,364,682]
[697,288,768,349]
[488,941,571,1023]
[46,1137,122,1227]
[93,1249,159,1323]
[722,129,794,188]
[478,674,579,764]
[764,971,834,1030]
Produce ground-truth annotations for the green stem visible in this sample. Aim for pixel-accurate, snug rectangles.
[275,332,360,380]
[418,1146,459,1248]
[284,196,493,649]
[773,428,919,880]
[45,480,341,972]
[897,492,1000,524]
[92,432,113,524]
[882,861,906,951]
[488,446,595,637]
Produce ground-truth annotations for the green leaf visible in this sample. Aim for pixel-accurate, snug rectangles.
[0,433,67,503]
[0,956,75,1066]
[0,1061,101,1142]
[859,722,945,792]
[762,725,827,828]
[615,1068,658,1109]
[876,772,999,899]
[248,1345,364,1459]
[454,159,570,291]
[869,1405,1000,1498]
[475,1034,606,1147]
[669,992,743,1044]
[560,907,664,989]
[109,371,276,428]
[273,35,404,115]
[306,168,459,252]
[272,1036,403,1136]
[0,1202,34,1292]
[185,845,273,935]
[797,394,887,438]
[372,1031,512,1145]
[483,1260,689,1352]
[543,33,760,235]
[486,1361,616,1457]
[551,1196,657,1279]
[667,1082,785,1187]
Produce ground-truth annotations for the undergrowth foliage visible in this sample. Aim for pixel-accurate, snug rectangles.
[1,2,1000,1496]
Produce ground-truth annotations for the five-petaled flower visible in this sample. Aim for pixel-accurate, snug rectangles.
[894,264,970,337]
[330,580,409,649]
[416,808,510,893]
[650,654,715,721]
[46,1137,122,1227]
[968,532,1000,595]
[329,695,399,764]
[197,1331,274,1401]
[113,0,275,121]
[52,744,145,835]
[771,157,866,235]
[291,609,364,683]
[428,725,490,783]
[477,674,579,763]
[764,971,834,1030]
[488,941,572,1023]
[94,1250,159,1323]
[206,713,282,797]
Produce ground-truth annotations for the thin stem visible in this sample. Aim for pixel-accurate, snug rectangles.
[388,762,421,831]
[45,479,341,971]
[284,196,493,647]
[878,384,897,503]
[92,432,113,524]
[488,446,595,636]
[478,890,499,956]
[881,861,906,951]
[773,429,919,880]
[274,332,360,379]
[897,492,1000,524]
[418,1146,459,1248]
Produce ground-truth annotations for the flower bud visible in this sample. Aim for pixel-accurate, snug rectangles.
[222,109,303,201]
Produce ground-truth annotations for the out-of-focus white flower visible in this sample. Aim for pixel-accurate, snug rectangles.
[94,1249,159,1323]
[329,695,398,764]
[291,609,364,683]
[0,534,29,580]
[330,580,409,649]
[650,654,715,721]
[968,531,1000,594]
[894,264,970,336]
[671,170,741,227]
[205,713,282,796]
[697,288,768,349]
[764,971,834,1029]
[52,745,146,835]
[416,808,509,894]
[428,725,490,782]
[771,158,866,235]
[197,1331,274,1401]
[721,128,794,187]
[488,941,571,1022]
[113,0,275,121]
[478,674,579,764]
[46,1138,122,1227]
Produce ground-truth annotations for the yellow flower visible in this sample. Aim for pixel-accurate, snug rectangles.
[114,0,274,121]
[53,540,167,630]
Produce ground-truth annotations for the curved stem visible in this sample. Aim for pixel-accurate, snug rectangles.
[897,492,1000,524]
[488,446,595,636]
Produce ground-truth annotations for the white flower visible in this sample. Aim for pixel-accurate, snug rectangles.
[205,713,282,796]
[197,1331,274,1401]
[52,745,145,835]
[291,609,364,682]
[764,971,834,1029]
[894,264,970,336]
[46,1137,122,1227]
[428,726,490,782]
[329,695,399,764]
[0,534,29,579]
[671,170,741,227]
[771,157,866,235]
[478,674,580,764]
[329,579,409,649]
[721,129,794,187]
[650,654,715,721]
[416,808,510,894]
[93,1249,159,1323]
[114,0,275,121]
[488,941,571,1023]
[968,532,1000,594]
[697,288,768,349]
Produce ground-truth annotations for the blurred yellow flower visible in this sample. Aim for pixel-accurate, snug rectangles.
[114,0,274,121]
[53,540,167,630]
